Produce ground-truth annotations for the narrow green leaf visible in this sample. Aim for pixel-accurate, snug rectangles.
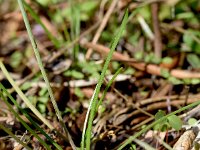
[0,83,63,150]
[81,9,129,150]
[96,67,123,111]
[17,1,75,148]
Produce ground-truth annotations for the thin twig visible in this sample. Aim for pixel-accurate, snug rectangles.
[81,41,200,79]
[85,0,119,59]
[151,2,162,58]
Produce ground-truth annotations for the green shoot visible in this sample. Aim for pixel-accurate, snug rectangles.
[96,67,123,110]
[0,83,63,150]
[0,86,52,150]
[81,9,129,150]
[0,60,53,130]
[16,1,75,147]
[70,0,80,61]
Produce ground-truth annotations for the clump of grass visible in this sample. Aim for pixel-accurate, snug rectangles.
[0,60,53,130]
[0,84,52,150]
[17,0,75,149]
[0,83,63,150]
[2,1,200,150]
[81,9,129,150]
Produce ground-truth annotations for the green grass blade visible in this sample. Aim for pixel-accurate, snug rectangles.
[96,67,123,110]
[117,100,200,150]
[0,60,53,130]
[81,86,97,150]
[17,0,61,122]
[0,86,51,150]
[16,1,75,147]
[0,124,32,150]
[22,0,60,48]
[81,9,129,150]
[0,83,63,150]
[0,63,67,147]
[17,0,61,126]
[23,110,63,150]
[70,0,80,61]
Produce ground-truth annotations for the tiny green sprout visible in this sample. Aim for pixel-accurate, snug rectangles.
[167,115,182,131]
[154,110,182,131]
[188,118,197,126]
[154,110,168,131]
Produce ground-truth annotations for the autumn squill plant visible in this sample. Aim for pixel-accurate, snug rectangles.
[81,10,129,150]
[0,0,75,149]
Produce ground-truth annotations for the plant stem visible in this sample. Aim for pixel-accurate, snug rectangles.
[0,60,53,130]
[83,10,128,150]
[17,0,75,148]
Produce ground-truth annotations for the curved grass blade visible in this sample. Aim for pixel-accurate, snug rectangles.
[17,1,76,148]
[0,124,32,150]
[96,67,123,110]
[81,9,129,150]
[0,83,63,150]
[0,60,53,130]
[0,86,51,150]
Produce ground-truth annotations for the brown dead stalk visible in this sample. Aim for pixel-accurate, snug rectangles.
[85,0,118,59]
[80,41,200,79]
[151,2,162,59]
